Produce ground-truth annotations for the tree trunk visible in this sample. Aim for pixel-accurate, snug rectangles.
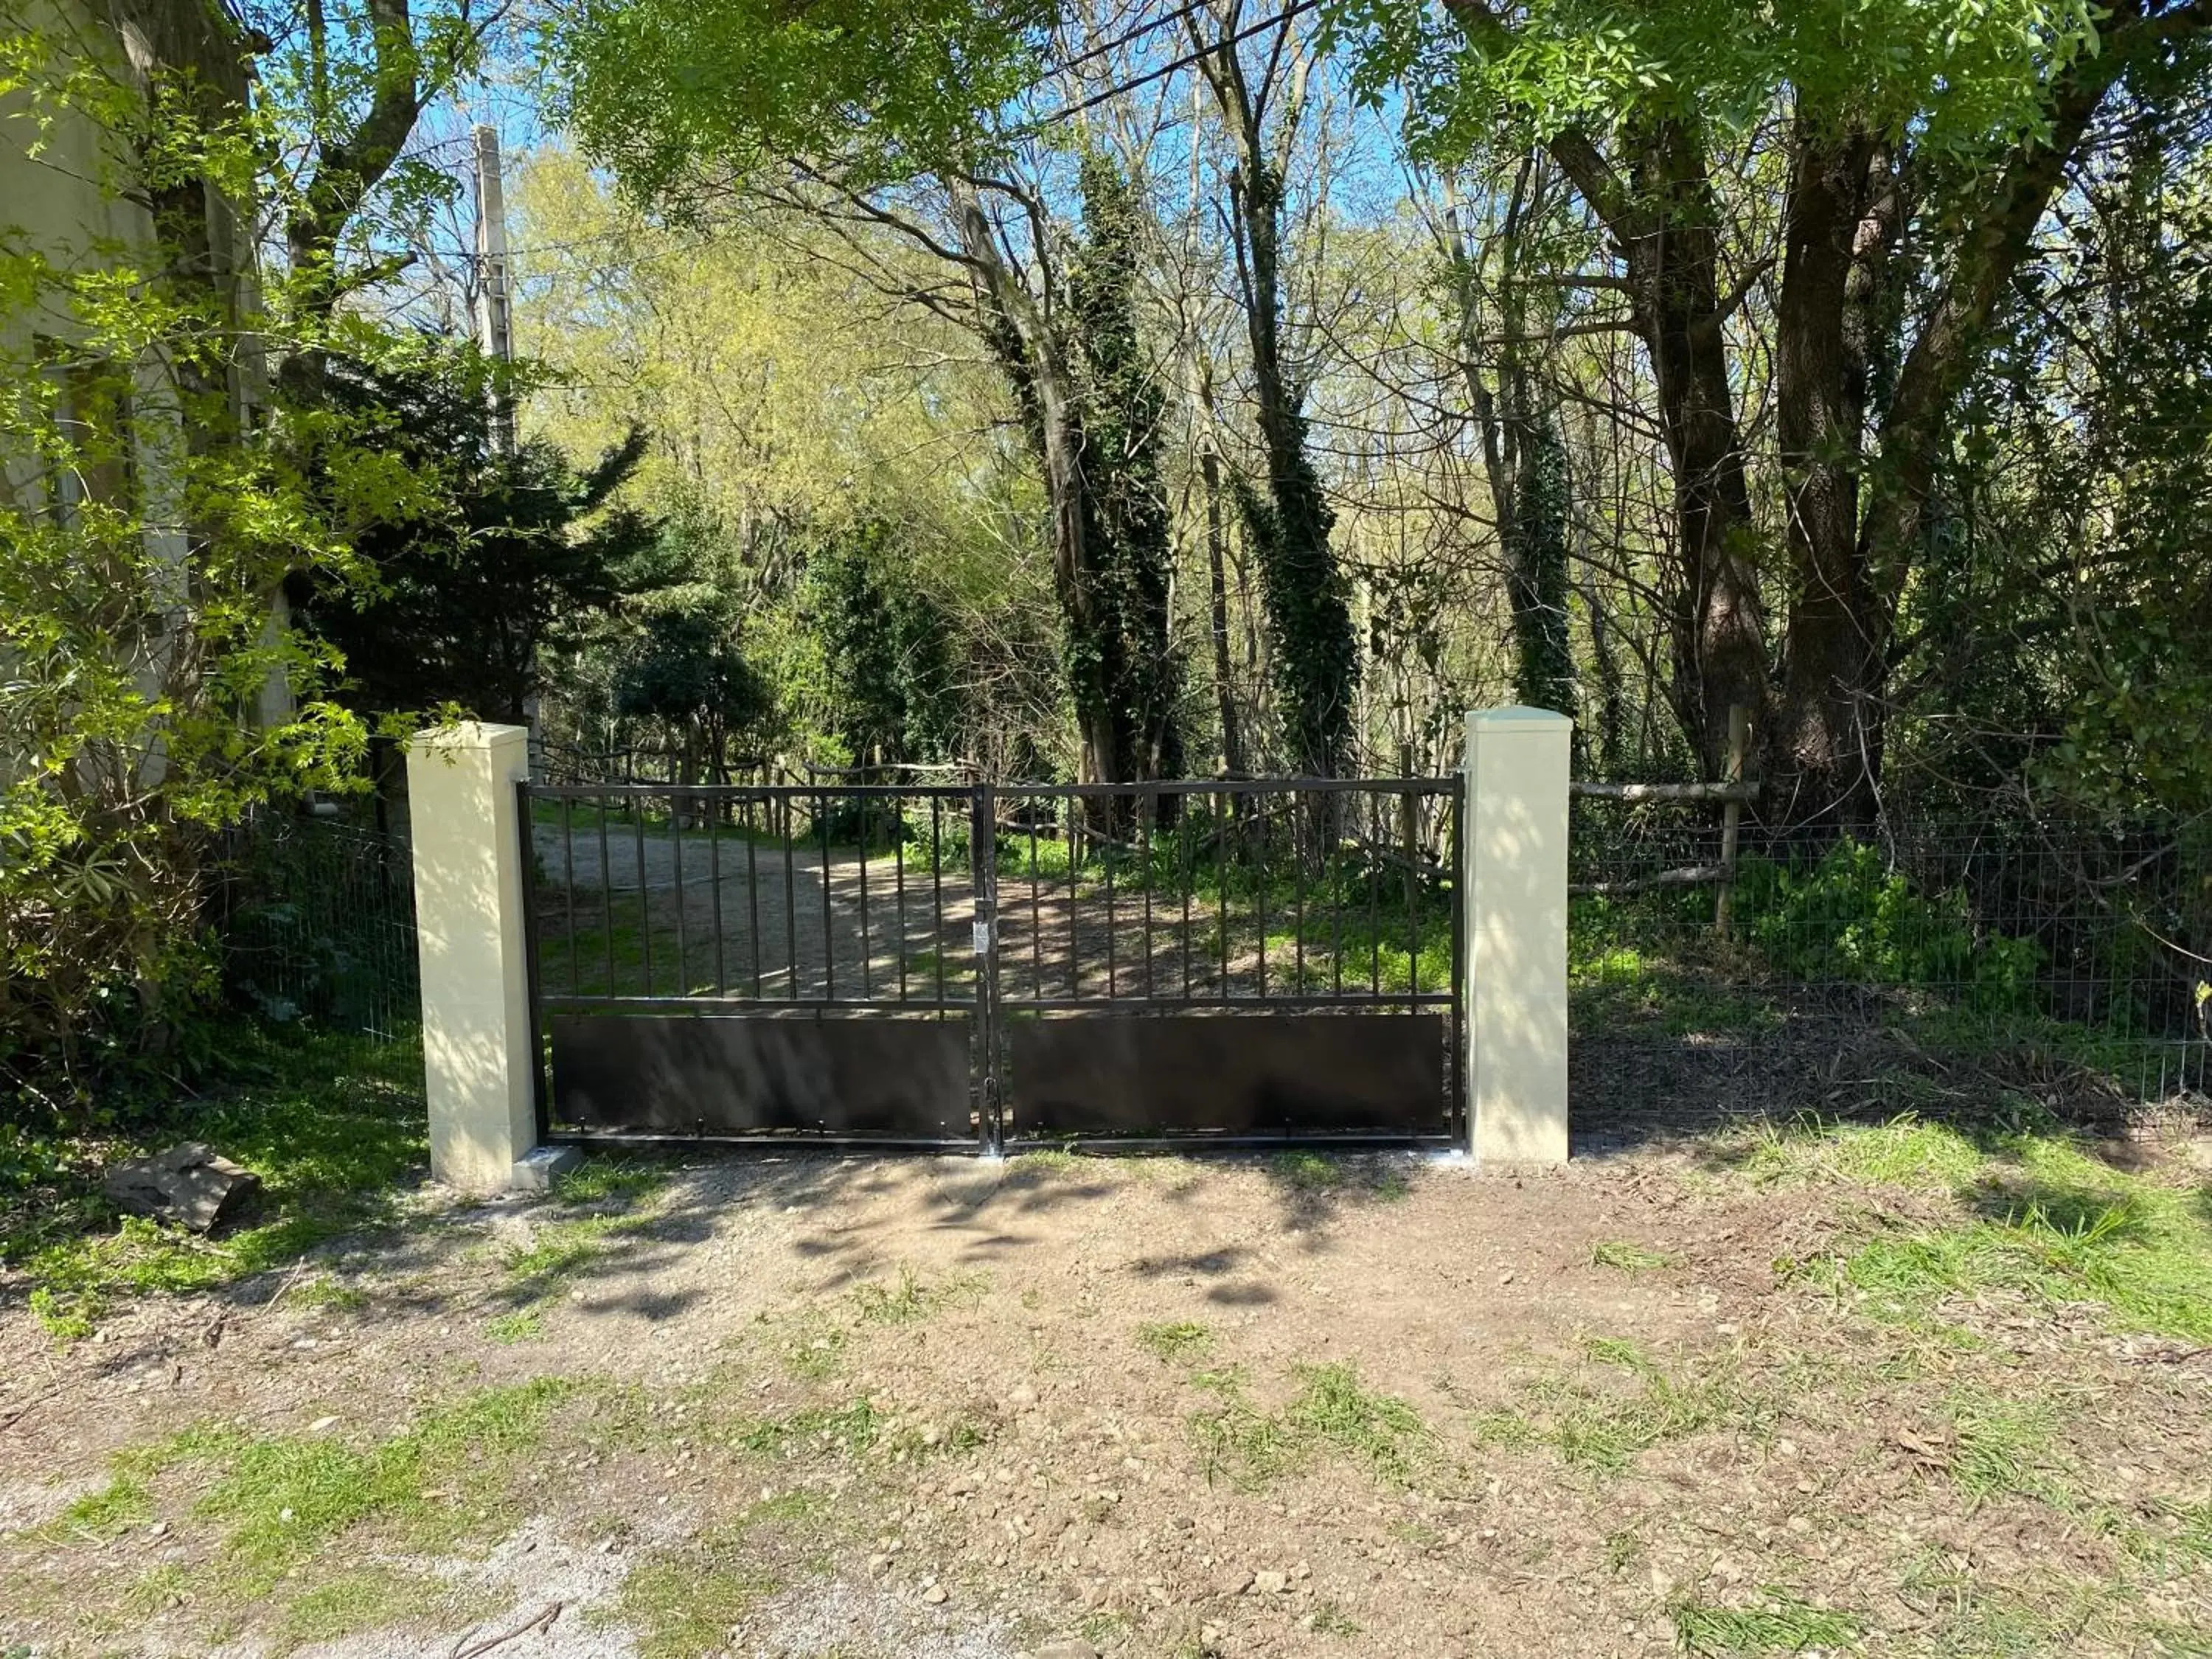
[1771,121,1893,828]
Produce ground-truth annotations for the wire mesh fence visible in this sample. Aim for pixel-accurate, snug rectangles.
[215,810,420,1042]
[1568,797,2211,1109]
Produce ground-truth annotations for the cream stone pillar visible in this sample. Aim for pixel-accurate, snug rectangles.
[1464,706,1573,1164]
[407,722,539,1192]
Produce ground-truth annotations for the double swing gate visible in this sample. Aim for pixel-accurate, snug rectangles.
[522,775,1464,1153]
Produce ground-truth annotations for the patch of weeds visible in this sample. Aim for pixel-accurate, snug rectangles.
[553,1155,672,1206]
[1604,1527,1644,1573]
[1371,1170,1411,1203]
[94,1377,580,1592]
[1137,1320,1213,1365]
[1592,1239,1672,1271]
[1310,1602,1363,1635]
[487,1307,545,1343]
[1011,1147,1082,1175]
[275,1567,456,1648]
[1268,1150,1343,1192]
[1486,1340,1742,1475]
[1726,1112,1988,1194]
[1818,1124,2212,1343]
[1189,1362,1429,1489]
[1080,1610,1133,1646]
[1669,1590,1862,1655]
[1938,1391,2074,1512]
[849,1265,987,1325]
[599,1551,779,1659]
[284,1276,369,1314]
[10,1029,427,1343]
[46,1475,151,1540]
[731,1400,883,1458]
[779,1314,848,1379]
[1288,1362,1430,1485]
[502,1214,624,1283]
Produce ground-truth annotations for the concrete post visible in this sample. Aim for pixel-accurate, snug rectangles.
[406,722,540,1192]
[1464,706,1573,1164]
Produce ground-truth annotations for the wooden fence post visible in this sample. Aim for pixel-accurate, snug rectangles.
[1714,703,1750,933]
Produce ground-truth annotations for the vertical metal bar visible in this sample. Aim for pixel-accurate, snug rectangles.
[1403,781,1421,995]
[1180,796,1194,1000]
[562,796,578,997]
[971,782,1001,1152]
[1221,787,1239,1009]
[782,795,798,1000]
[1293,785,1307,992]
[895,796,908,1003]
[1368,789,1382,994]
[633,793,652,994]
[515,781,550,1144]
[1329,788,1343,998]
[745,797,762,997]
[599,792,615,995]
[931,799,947,1005]
[1065,796,1079,1001]
[708,790,726,995]
[1255,787,1268,1000]
[671,790,689,992]
[1029,807,1043,1001]
[1105,796,1118,1001]
[1141,787,1155,1001]
[858,793,872,1000]
[1449,783,1467,1144]
[818,786,835,1001]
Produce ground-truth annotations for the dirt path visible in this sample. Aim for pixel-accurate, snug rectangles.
[5,1135,2208,1658]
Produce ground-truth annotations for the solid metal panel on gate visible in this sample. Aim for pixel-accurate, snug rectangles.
[1006,1011,1446,1139]
[549,1012,972,1138]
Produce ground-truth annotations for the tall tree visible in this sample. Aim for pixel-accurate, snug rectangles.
[1344,0,2212,821]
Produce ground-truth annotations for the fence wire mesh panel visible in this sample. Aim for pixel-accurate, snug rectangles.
[984,778,1463,1148]
[524,782,984,1147]
[1568,798,2211,1144]
[217,811,420,1041]
[521,776,1464,1152]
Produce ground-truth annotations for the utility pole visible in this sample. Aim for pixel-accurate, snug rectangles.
[472,123,515,454]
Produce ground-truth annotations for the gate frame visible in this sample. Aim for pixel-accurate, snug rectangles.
[406,711,1572,1191]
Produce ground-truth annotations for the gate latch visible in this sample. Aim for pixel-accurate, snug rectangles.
[972,919,992,955]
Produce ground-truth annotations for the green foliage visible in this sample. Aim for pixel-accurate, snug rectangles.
[1065,151,1186,787]
[1732,840,2042,1008]
[1668,1590,1863,1655]
[5,1027,425,1341]
[293,347,661,723]
[1189,1361,1431,1489]
[1506,413,1576,719]
[546,0,1049,195]
[1137,1321,1214,1365]
[1233,426,1359,778]
[804,519,963,765]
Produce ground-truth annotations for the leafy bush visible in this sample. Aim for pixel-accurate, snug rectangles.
[1733,840,2042,1010]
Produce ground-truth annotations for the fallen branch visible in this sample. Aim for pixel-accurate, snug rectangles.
[450,1601,563,1659]
[1571,780,1760,804]
[1571,865,1732,896]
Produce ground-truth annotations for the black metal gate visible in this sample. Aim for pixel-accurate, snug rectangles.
[521,775,1463,1153]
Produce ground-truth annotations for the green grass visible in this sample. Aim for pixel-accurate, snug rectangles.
[553,1154,673,1206]
[487,1307,546,1343]
[1138,1320,1214,1364]
[1938,1390,2076,1512]
[1669,1591,1863,1655]
[1270,1150,1345,1192]
[1476,1338,1744,1475]
[849,1265,987,1324]
[1592,1239,1673,1270]
[7,1028,426,1343]
[1189,1361,1430,1489]
[51,1380,580,1599]
[1818,1130,2212,1343]
[275,1566,463,1647]
[598,1551,779,1659]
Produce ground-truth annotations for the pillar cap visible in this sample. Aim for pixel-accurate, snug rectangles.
[407,720,529,758]
[1468,705,1573,730]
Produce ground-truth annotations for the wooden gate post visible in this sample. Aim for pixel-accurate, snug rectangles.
[1464,706,1573,1164]
[406,721,563,1192]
